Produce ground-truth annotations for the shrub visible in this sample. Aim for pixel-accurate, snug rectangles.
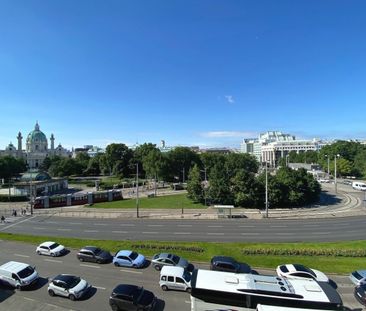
[242,248,366,257]
[0,195,28,202]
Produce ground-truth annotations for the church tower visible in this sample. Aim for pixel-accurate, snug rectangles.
[50,133,55,155]
[17,131,23,158]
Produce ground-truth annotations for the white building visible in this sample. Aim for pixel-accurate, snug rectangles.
[0,122,70,169]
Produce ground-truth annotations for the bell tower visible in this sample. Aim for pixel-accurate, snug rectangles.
[17,131,23,158]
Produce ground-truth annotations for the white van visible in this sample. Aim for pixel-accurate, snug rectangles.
[352,181,366,191]
[159,266,191,292]
[0,261,39,289]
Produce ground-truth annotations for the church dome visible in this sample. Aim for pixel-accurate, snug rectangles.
[26,122,47,144]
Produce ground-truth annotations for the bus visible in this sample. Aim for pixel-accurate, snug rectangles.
[190,269,343,311]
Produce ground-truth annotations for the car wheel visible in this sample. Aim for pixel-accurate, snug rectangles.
[48,289,55,297]
[16,284,21,290]
[114,262,119,267]
[69,294,76,301]
[96,259,102,264]
[110,304,119,311]
[51,252,56,257]
[132,264,137,268]
[154,265,162,271]
[36,250,41,255]
[186,287,191,293]
[79,257,84,262]
[161,285,168,291]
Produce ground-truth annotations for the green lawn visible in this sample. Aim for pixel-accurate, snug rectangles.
[0,232,364,274]
[91,193,206,209]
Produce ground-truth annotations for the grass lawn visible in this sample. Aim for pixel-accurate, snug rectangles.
[90,193,206,209]
[0,231,364,274]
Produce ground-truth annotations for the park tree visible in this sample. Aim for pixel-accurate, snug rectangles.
[84,154,102,176]
[102,143,134,178]
[186,164,204,203]
[231,170,258,207]
[207,162,233,205]
[49,158,83,177]
[0,156,27,180]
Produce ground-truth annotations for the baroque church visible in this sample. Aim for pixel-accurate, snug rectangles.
[0,122,70,169]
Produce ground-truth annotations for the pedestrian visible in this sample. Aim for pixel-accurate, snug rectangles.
[14,210,17,217]
[0,215,5,223]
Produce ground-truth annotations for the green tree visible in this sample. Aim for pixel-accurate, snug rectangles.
[186,164,203,203]
[207,162,233,205]
[102,144,134,177]
[231,170,258,207]
[0,156,26,180]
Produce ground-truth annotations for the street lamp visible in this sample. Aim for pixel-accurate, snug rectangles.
[135,163,139,218]
[324,154,330,179]
[334,154,340,194]
[265,162,269,218]
[200,167,208,206]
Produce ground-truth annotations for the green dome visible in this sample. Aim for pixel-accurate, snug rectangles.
[26,122,47,143]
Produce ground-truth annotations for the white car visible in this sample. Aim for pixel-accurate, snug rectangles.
[48,274,90,300]
[276,264,329,283]
[349,270,366,285]
[36,241,66,257]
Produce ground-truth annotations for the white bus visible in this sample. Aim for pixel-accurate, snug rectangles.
[190,269,343,311]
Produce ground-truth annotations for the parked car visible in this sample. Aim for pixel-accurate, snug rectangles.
[318,178,330,183]
[113,250,146,268]
[36,241,66,257]
[210,256,251,273]
[159,266,191,292]
[276,264,329,282]
[77,246,112,264]
[0,261,39,290]
[151,253,194,272]
[354,283,366,306]
[48,274,91,300]
[349,270,366,285]
[109,284,157,311]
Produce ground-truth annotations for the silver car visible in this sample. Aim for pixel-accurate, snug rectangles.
[48,274,90,300]
[350,270,366,285]
[151,253,194,272]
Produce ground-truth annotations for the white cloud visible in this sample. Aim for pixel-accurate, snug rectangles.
[200,131,258,138]
[225,95,235,104]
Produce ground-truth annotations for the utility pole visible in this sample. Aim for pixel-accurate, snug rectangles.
[265,162,269,218]
[334,154,340,194]
[136,163,139,218]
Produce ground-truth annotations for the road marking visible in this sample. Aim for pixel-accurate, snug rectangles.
[0,215,37,231]
[208,225,223,228]
[112,231,128,234]
[23,297,35,302]
[44,259,63,263]
[69,222,82,225]
[311,232,331,235]
[121,224,135,227]
[94,223,107,226]
[207,233,225,235]
[80,264,101,269]
[174,232,191,235]
[57,228,71,231]
[177,224,192,227]
[241,233,260,235]
[46,303,61,309]
[120,269,143,274]
[45,221,58,224]
[93,286,106,290]
[275,233,292,235]
[84,230,99,233]
[270,225,287,228]
[14,253,30,258]
[185,300,190,304]
[33,227,46,230]
[148,224,163,227]
[303,224,320,227]
[142,231,158,234]
[238,225,254,228]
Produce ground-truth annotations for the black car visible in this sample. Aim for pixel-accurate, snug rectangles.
[354,283,366,306]
[77,246,113,264]
[210,256,251,273]
[109,284,156,311]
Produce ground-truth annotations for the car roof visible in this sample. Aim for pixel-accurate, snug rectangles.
[211,256,236,264]
[80,246,100,252]
[40,241,57,247]
[116,250,133,256]
[53,274,78,284]
[161,266,185,275]
[0,261,30,272]
[285,264,310,273]
[113,284,140,295]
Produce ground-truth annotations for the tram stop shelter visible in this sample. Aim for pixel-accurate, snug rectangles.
[213,205,235,218]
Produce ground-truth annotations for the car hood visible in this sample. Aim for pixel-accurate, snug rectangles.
[22,270,39,284]
[178,258,189,268]
[135,254,145,265]
[138,290,155,306]
[71,278,88,293]
[312,269,329,282]
[53,245,65,253]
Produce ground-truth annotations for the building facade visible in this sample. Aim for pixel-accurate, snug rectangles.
[0,122,70,169]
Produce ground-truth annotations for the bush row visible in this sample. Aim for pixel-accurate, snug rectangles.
[131,244,204,253]
[0,195,28,202]
[242,248,366,257]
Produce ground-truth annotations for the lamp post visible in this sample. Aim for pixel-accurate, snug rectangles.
[334,154,340,194]
[135,163,139,218]
[324,155,330,179]
[265,162,269,218]
[200,167,208,206]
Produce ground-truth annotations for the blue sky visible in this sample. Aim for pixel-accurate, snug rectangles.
[1,0,366,150]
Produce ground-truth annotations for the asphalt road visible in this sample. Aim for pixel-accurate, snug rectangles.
[0,241,363,311]
[1,214,366,242]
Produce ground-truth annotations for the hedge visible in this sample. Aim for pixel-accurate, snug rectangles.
[242,248,366,257]
[0,195,28,202]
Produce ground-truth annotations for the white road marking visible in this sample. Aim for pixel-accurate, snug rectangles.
[0,215,37,231]
[185,300,190,304]
[94,223,107,226]
[112,231,128,234]
[69,222,82,225]
[121,224,135,227]
[93,286,106,290]
[24,297,35,301]
[311,232,331,235]
[275,233,292,235]
[148,224,163,227]
[270,225,287,228]
[303,224,320,227]
[241,233,260,235]
[33,227,46,230]
[46,303,61,308]
[207,233,225,235]
[177,224,192,227]
[142,231,158,234]
[84,230,99,233]
[44,259,63,263]
[57,228,71,231]
[45,221,58,224]
[14,253,30,258]
[120,269,143,274]
[174,232,191,235]
[238,225,254,228]
[80,264,101,269]
[208,225,223,228]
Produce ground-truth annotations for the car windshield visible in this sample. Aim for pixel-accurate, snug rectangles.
[130,251,138,260]
[64,276,81,288]
[171,255,180,264]
[293,264,316,277]
[352,271,363,280]
[49,243,60,250]
[94,248,102,255]
[133,287,144,303]
[183,270,191,282]
[18,266,34,278]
